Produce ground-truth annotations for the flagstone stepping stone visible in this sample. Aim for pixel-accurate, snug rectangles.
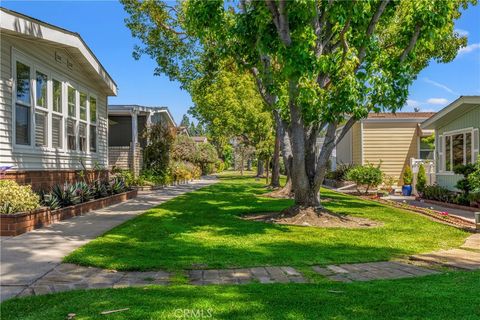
[312,261,439,282]
[21,263,171,297]
[188,266,307,285]
[460,233,480,251]
[411,248,480,270]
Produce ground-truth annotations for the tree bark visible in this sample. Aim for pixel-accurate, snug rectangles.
[247,158,252,171]
[274,110,293,195]
[270,122,281,188]
[265,157,270,184]
[256,159,264,177]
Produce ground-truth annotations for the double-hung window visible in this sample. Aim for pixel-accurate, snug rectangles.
[51,79,63,149]
[67,86,77,150]
[15,61,31,145]
[79,92,87,152]
[89,96,97,152]
[34,70,48,147]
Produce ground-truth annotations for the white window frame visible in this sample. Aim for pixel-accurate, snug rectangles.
[441,127,475,173]
[11,48,99,157]
[33,66,50,149]
[88,94,98,153]
[12,52,34,149]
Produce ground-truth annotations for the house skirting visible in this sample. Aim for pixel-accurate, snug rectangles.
[3,170,109,191]
[108,143,143,176]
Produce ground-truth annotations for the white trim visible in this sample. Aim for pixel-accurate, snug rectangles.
[360,120,364,165]
[441,128,476,173]
[421,96,480,129]
[1,8,117,95]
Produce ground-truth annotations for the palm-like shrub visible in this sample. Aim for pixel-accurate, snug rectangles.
[51,183,81,207]
[0,180,40,214]
[74,181,93,202]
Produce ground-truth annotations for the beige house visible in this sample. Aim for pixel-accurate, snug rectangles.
[0,8,117,189]
[336,112,435,184]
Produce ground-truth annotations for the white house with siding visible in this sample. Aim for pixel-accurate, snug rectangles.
[0,8,117,189]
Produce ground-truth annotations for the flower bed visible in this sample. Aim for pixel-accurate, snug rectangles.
[0,189,137,236]
[368,196,476,231]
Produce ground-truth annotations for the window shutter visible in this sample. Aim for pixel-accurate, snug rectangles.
[35,111,47,147]
[474,129,479,162]
[437,135,443,172]
[52,115,62,148]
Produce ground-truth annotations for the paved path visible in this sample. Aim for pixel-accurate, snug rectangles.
[0,177,218,302]
[386,195,476,223]
[189,266,306,285]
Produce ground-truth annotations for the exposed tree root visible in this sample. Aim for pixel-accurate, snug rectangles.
[243,205,382,228]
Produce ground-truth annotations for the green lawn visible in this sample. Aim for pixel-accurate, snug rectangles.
[64,173,468,271]
[2,270,479,320]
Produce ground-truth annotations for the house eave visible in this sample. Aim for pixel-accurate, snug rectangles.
[0,7,117,96]
[421,96,480,129]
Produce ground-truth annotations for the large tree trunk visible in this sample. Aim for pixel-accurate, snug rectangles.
[270,122,281,188]
[247,158,252,171]
[256,159,264,177]
[274,110,293,195]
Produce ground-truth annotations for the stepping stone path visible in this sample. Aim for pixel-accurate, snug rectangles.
[18,264,171,297]
[461,233,480,251]
[411,249,480,270]
[312,261,439,282]
[188,266,306,285]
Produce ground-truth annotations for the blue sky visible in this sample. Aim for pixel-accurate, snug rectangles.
[2,1,480,123]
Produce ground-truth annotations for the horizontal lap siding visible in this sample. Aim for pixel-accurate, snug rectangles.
[351,123,362,165]
[362,122,419,184]
[0,34,109,170]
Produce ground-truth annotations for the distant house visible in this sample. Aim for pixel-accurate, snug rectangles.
[108,105,176,175]
[0,8,117,190]
[191,136,208,144]
[421,96,479,190]
[336,112,435,185]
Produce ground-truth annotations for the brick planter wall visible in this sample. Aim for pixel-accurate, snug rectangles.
[4,170,109,191]
[0,189,138,236]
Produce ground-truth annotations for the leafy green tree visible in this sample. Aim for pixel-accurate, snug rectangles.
[180,114,190,129]
[122,0,473,209]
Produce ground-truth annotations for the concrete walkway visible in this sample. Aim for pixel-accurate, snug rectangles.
[385,195,476,223]
[0,177,218,302]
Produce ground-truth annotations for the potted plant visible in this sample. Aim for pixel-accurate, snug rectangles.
[402,165,413,196]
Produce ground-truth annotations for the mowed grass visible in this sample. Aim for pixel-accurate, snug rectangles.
[2,271,479,320]
[64,173,468,271]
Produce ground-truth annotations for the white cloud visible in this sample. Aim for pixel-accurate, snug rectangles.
[426,98,449,105]
[406,99,421,108]
[458,43,480,55]
[423,78,458,95]
[455,29,469,37]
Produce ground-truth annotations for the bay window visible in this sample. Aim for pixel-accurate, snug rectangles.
[441,130,478,172]
[13,52,99,155]
[15,61,31,145]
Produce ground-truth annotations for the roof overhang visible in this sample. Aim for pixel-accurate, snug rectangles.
[108,105,176,127]
[0,8,117,96]
[421,96,480,130]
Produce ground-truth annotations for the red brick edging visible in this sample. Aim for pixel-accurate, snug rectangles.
[0,190,138,236]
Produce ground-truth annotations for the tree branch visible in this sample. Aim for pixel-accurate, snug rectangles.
[400,23,421,62]
[265,0,292,46]
[357,0,390,64]
[335,117,356,145]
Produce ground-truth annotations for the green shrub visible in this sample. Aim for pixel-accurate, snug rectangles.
[326,163,357,181]
[0,180,40,214]
[403,165,413,185]
[51,183,81,207]
[422,184,454,202]
[467,160,480,192]
[216,160,225,173]
[416,164,427,194]
[345,163,383,194]
[454,163,476,196]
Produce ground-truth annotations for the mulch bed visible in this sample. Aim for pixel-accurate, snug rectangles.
[242,205,382,229]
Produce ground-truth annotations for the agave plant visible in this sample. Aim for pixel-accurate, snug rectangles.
[41,192,61,210]
[74,181,93,203]
[51,182,81,207]
[110,177,127,194]
[91,179,109,199]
